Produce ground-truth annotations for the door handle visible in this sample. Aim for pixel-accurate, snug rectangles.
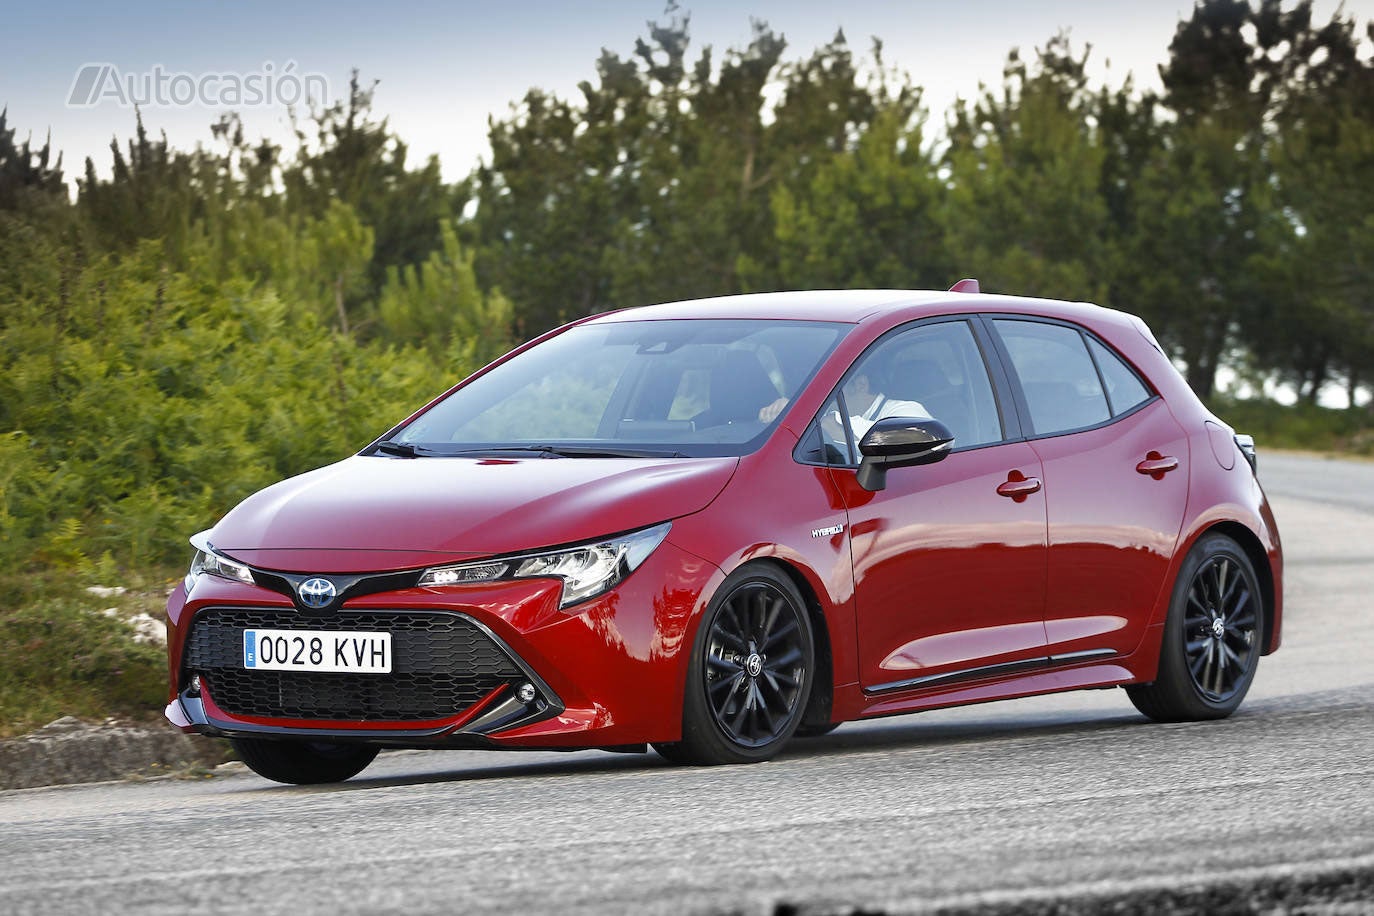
[1136,451,1179,479]
[996,470,1042,502]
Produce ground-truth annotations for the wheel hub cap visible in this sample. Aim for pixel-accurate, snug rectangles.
[1211,617,1225,639]
[745,653,764,678]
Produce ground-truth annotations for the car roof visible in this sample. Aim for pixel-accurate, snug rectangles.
[584,290,949,324]
[582,289,1129,330]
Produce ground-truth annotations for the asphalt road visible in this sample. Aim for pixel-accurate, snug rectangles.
[2,452,1372,915]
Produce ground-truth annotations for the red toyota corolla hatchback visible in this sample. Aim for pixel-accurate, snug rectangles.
[165,286,1282,784]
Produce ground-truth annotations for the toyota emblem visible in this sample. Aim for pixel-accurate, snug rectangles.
[297,577,337,609]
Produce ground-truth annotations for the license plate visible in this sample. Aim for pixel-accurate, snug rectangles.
[243,629,392,674]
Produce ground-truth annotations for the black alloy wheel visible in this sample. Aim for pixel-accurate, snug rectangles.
[1127,533,1263,722]
[704,578,809,747]
[656,565,815,765]
[1182,553,1260,702]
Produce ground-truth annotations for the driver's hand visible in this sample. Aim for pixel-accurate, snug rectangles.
[758,397,789,422]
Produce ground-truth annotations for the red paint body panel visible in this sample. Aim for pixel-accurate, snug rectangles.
[833,442,1049,687]
[664,428,861,688]
[164,289,1284,754]
[212,455,737,564]
[1031,398,1190,658]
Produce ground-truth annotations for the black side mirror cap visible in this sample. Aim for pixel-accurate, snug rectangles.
[855,417,955,491]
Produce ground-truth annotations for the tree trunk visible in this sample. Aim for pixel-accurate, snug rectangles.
[1183,311,1227,401]
[1185,359,1216,401]
[1301,362,1327,406]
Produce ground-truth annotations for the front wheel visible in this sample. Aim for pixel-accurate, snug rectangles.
[670,565,815,765]
[1127,533,1263,722]
[230,737,379,785]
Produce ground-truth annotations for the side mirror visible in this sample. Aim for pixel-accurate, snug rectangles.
[855,417,954,491]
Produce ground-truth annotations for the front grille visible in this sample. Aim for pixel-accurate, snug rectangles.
[184,607,524,721]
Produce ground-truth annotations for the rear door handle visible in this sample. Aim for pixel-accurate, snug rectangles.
[996,471,1042,502]
[1136,451,1179,479]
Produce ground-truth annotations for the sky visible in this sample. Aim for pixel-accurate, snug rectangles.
[4,0,1370,187]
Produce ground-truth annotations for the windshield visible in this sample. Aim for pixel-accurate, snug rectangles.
[384,318,846,458]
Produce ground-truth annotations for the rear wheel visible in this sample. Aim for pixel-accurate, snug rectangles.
[668,565,815,765]
[231,737,379,785]
[1127,533,1263,722]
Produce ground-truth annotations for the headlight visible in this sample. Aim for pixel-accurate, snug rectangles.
[185,531,254,588]
[418,522,671,609]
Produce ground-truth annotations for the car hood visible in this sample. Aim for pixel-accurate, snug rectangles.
[210,454,738,572]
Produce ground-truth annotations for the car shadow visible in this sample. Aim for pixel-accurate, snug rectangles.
[783,709,1148,759]
[226,706,1156,794]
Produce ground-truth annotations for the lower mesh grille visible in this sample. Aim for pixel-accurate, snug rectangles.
[184,607,523,721]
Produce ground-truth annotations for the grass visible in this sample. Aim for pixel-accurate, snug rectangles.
[1207,397,1374,456]
[0,578,172,739]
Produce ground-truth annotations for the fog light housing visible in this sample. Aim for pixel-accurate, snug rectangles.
[516,683,537,704]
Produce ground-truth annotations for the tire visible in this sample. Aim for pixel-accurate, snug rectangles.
[672,565,815,765]
[1127,533,1263,722]
[649,741,696,764]
[231,737,379,785]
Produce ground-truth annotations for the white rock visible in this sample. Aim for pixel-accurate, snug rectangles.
[128,613,166,646]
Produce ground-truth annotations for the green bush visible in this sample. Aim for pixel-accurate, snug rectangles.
[1208,397,1374,456]
[0,220,508,734]
[0,239,469,577]
[0,594,167,738]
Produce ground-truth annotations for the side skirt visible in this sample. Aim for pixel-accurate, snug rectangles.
[863,648,1118,696]
[852,651,1137,721]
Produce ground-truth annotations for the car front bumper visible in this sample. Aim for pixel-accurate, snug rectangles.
[164,540,717,749]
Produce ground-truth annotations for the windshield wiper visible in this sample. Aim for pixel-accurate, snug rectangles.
[375,442,685,459]
[373,440,431,458]
[528,445,686,459]
[449,445,686,459]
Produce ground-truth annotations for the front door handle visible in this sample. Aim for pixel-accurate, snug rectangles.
[996,470,1042,502]
[1136,451,1179,479]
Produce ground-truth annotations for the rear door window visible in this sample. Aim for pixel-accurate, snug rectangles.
[992,319,1111,436]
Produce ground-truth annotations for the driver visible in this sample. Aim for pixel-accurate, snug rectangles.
[758,362,930,439]
[836,367,931,438]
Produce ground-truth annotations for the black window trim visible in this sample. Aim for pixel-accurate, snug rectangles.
[978,313,1161,443]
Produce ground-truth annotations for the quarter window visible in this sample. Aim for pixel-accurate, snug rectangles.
[1087,337,1151,415]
